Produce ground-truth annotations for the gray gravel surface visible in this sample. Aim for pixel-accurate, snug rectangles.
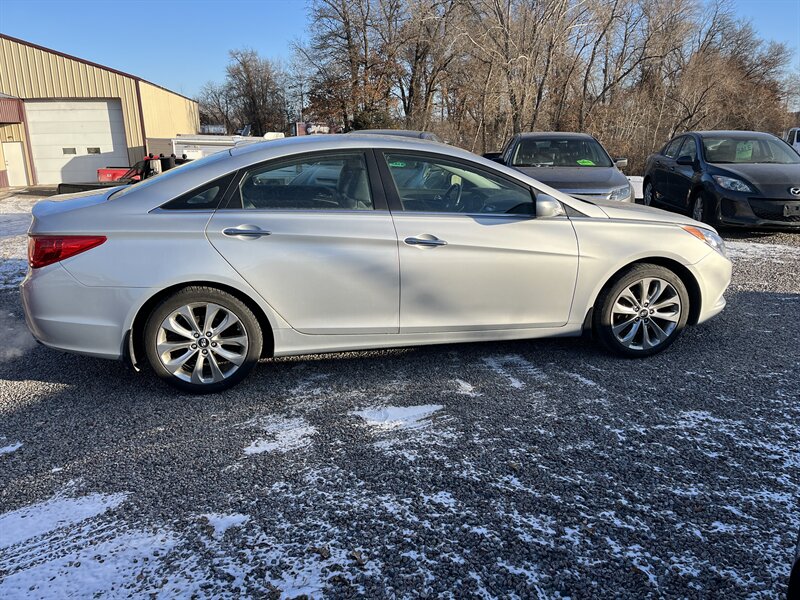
[1,194,798,598]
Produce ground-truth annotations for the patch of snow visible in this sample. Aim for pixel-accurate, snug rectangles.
[482,354,545,389]
[201,513,250,538]
[0,491,127,550]
[454,378,480,397]
[424,491,456,508]
[243,416,316,455]
[726,241,799,262]
[353,404,443,431]
[0,441,22,455]
[566,372,598,386]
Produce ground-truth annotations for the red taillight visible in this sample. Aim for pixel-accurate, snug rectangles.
[28,235,107,269]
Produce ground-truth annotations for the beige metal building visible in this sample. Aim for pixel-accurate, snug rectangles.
[0,34,199,186]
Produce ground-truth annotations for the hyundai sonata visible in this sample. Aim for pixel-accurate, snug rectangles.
[22,135,731,393]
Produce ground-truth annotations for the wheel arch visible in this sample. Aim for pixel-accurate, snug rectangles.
[589,257,702,328]
[129,281,276,368]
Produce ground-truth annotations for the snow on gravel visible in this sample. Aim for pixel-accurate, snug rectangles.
[201,512,250,538]
[352,404,443,431]
[0,194,35,290]
[0,437,22,455]
[243,415,317,455]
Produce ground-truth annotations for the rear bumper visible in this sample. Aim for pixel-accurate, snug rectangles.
[718,197,800,229]
[687,250,732,325]
[21,263,149,361]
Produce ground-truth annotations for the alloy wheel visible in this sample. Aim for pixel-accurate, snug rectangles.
[155,302,249,384]
[610,277,682,351]
[644,183,653,206]
[692,197,704,222]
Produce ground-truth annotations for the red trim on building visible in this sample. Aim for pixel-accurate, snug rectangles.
[0,170,9,188]
[0,97,24,123]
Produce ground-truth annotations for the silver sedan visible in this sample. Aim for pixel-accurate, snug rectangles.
[22,135,732,393]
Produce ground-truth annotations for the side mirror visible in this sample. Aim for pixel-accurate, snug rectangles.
[483,152,504,163]
[676,155,695,167]
[536,194,566,218]
[614,157,628,169]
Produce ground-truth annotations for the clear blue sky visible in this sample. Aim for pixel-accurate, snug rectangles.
[1,0,798,99]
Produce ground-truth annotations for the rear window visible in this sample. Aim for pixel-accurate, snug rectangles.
[109,150,232,200]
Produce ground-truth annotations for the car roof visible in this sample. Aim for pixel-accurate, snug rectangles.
[516,132,595,140]
[691,130,779,138]
[228,133,460,161]
[354,129,429,138]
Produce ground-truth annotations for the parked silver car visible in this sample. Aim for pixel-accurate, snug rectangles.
[22,135,731,393]
[487,132,633,202]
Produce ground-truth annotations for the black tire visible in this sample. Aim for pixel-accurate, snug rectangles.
[691,193,719,227]
[144,286,263,393]
[643,180,655,206]
[593,264,690,358]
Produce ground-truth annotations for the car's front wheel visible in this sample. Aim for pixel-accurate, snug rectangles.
[643,180,655,206]
[144,287,262,393]
[691,193,719,227]
[594,264,689,357]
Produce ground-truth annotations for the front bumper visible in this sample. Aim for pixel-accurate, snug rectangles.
[21,263,150,361]
[718,196,800,229]
[687,250,732,325]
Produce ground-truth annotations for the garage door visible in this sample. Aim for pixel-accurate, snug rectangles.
[25,100,129,184]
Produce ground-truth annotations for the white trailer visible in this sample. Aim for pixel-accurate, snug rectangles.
[171,133,285,159]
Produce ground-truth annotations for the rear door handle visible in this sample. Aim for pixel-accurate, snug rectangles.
[404,235,447,247]
[223,226,272,238]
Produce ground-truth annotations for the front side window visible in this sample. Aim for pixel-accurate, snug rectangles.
[663,137,684,158]
[511,137,613,167]
[384,153,534,215]
[678,137,697,161]
[234,153,374,210]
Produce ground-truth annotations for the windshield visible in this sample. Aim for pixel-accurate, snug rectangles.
[702,136,800,164]
[512,137,613,168]
[109,151,231,199]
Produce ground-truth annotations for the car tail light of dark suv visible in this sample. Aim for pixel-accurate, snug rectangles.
[28,235,107,269]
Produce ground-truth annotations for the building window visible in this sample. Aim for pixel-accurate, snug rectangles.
[87,147,101,154]
[62,148,76,155]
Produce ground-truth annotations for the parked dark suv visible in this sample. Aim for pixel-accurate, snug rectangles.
[643,131,800,229]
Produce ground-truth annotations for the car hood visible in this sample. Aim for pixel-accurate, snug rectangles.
[513,166,628,191]
[712,163,800,196]
[577,197,709,228]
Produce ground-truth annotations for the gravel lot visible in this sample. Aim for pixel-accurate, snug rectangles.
[1,191,798,598]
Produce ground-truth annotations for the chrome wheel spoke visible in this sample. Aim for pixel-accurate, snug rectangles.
[652,307,680,323]
[206,352,226,382]
[203,303,223,333]
[158,340,194,355]
[163,348,197,374]
[177,305,202,335]
[212,345,246,366]
[191,352,207,384]
[612,317,636,336]
[162,316,194,339]
[620,320,641,344]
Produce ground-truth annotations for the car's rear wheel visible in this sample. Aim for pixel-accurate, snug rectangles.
[594,264,689,357]
[643,181,655,206]
[144,287,262,393]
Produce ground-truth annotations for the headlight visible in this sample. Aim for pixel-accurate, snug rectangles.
[712,175,753,193]
[608,184,632,202]
[682,225,727,257]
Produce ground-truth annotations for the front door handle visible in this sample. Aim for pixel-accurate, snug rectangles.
[404,235,447,247]
[223,226,272,239]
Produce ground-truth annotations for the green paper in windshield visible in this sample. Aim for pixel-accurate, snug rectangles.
[735,142,753,161]
[576,159,595,166]
[389,161,407,168]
